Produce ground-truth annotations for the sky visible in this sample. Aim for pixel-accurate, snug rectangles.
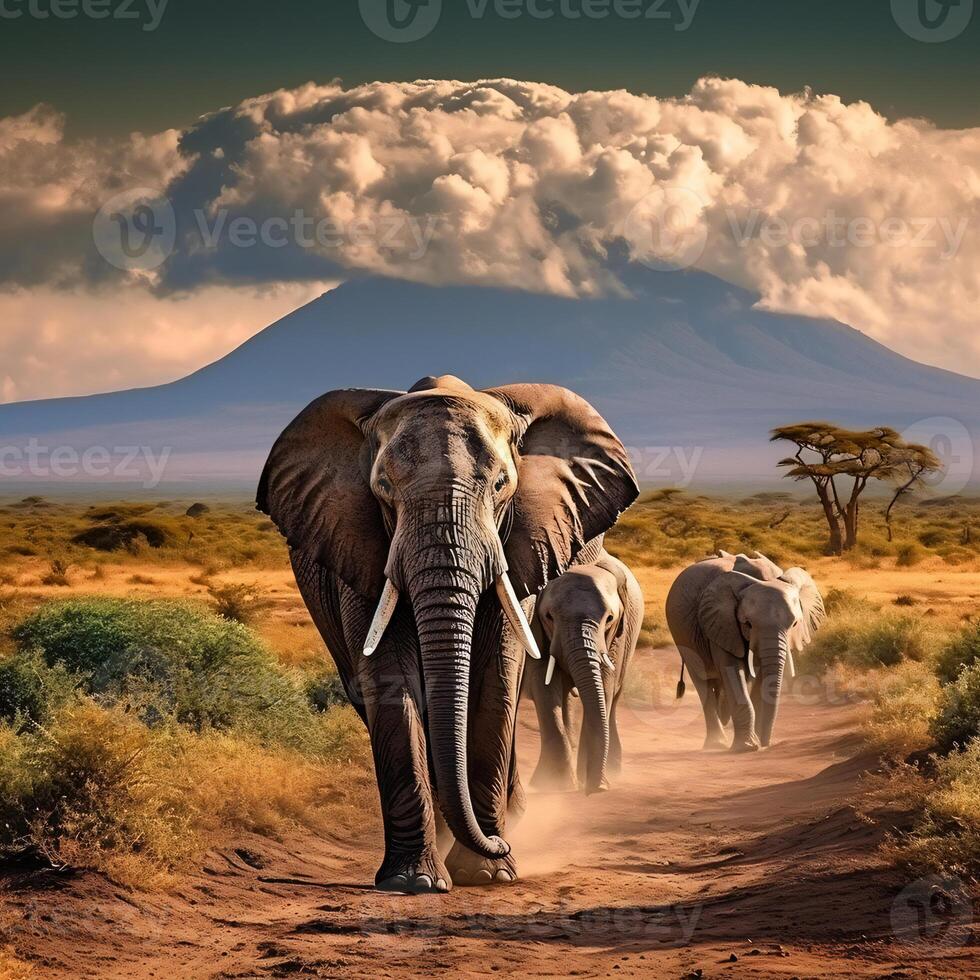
[0,0,977,401]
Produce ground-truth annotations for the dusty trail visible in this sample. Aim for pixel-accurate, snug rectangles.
[3,656,977,978]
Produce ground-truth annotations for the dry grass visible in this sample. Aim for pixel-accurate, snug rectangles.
[0,701,371,888]
[0,948,33,980]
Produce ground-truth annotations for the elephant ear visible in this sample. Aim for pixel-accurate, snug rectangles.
[484,384,639,598]
[697,571,755,659]
[257,388,402,598]
[780,567,825,650]
[733,551,783,581]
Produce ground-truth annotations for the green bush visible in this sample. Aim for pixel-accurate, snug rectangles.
[935,622,980,685]
[804,609,939,673]
[0,650,77,727]
[10,598,320,749]
[931,663,980,753]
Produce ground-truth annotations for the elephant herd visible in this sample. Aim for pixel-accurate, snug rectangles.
[259,376,824,894]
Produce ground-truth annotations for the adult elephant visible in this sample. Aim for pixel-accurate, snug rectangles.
[258,375,638,893]
[665,551,824,752]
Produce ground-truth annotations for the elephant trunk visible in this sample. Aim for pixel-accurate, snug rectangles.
[565,625,609,794]
[756,631,788,748]
[399,500,509,860]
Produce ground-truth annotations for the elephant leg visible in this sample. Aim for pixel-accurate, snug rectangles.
[712,643,760,753]
[446,602,522,887]
[339,587,449,894]
[527,658,577,792]
[687,669,727,750]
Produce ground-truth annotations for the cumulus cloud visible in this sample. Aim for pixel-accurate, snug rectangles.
[0,77,978,379]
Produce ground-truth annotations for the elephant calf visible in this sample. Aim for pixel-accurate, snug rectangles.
[665,551,824,752]
[524,549,643,793]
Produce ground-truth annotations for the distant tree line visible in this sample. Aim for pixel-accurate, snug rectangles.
[771,422,942,555]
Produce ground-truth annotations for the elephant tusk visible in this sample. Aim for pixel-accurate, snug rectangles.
[787,650,797,680]
[363,578,399,657]
[601,653,615,671]
[746,649,757,680]
[495,573,542,660]
[545,655,556,686]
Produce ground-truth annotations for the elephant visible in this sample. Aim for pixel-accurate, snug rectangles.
[524,550,643,794]
[258,375,638,892]
[665,551,824,752]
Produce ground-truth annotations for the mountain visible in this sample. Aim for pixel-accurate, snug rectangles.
[1,268,975,490]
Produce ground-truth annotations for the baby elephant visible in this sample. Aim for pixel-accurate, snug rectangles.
[524,551,643,794]
[665,551,824,752]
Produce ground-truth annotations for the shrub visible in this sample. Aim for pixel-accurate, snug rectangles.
[0,701,371,885]
[930,663,980,753]
[804,609,940,673]
[935,622,980,685]
[72,518,179,552]
[864,662,940,752]
[10,598,319,748]
[0,650,77,727]
[185,502,211,518]
[895,542,924,567]
[40,558,71,587]
[305,667,349,711]
[886,741,980,879]
[207,581,274,625]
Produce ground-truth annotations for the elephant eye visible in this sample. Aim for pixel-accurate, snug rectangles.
[376,477,393,496]
[493,471,508,493]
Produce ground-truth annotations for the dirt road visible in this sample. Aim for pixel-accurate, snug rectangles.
[3,662,977,978]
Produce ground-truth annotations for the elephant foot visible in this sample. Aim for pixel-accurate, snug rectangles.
[730,735,762,754]
[584,775,611,795]
[702,734,728,751]
[375,845,451,894]
[446,841,518,887]
[530,765,578,793]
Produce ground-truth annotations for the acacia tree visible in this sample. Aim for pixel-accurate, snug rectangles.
[883,443,943,541]
[771,422,941,555]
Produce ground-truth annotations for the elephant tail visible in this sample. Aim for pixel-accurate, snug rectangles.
[675,662,686,700]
